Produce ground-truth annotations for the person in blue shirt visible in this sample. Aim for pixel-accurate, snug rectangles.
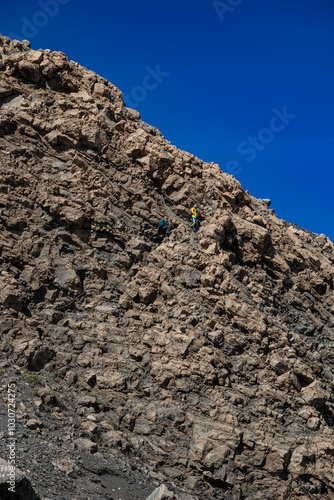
[158,218,171,238]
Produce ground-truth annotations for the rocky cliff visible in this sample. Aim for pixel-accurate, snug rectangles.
[0,35,334,500]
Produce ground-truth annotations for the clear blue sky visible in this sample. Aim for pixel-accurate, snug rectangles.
[2,0,334,239]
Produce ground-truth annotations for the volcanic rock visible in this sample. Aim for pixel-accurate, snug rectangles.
[0,34,334,500]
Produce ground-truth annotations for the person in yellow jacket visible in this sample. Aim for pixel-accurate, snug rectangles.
[190,204,198,231]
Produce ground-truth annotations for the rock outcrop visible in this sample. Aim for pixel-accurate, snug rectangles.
[0,457,41,500]
[0,34,334,499]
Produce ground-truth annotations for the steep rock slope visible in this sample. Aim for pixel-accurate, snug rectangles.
[0,35,334,500]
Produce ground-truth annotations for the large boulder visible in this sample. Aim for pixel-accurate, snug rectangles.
[0,458,41,500]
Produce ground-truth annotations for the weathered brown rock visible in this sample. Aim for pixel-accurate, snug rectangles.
[146,484,175,500]
[0,33,334,500]
[74,437,98,454]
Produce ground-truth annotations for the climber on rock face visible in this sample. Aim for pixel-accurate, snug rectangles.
[189,204,198,232]
[158,218,171,238]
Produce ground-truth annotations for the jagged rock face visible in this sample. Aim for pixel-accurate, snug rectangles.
[1,34,334,500]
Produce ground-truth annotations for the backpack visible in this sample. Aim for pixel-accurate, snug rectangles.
[159,219,165,227]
